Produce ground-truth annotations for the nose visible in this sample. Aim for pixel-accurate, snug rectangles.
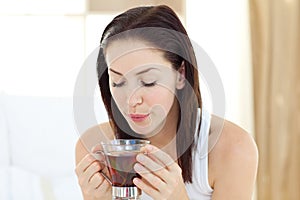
[128,88,143,107]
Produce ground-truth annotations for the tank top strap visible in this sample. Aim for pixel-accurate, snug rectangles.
[186,108,213,197]
[194,108,211,159]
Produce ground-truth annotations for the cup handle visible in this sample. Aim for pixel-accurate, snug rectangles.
[93,150,112,185]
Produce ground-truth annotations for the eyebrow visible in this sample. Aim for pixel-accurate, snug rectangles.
[109,67,160,76]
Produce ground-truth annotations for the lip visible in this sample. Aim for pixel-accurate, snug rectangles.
[129,113,150,122]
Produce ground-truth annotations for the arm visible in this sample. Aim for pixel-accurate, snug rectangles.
[75,124,114,200]
[210,121,258,200]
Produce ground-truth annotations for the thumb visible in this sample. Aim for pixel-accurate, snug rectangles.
[91,144,102,153]
[91,144,105,162]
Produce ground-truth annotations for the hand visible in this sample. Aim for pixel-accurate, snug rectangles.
[75,146,111,199]
[133,145,189,200]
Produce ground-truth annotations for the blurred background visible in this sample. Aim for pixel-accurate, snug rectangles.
[0,0,299,199]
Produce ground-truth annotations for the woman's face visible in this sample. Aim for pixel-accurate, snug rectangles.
[105,39,181,136]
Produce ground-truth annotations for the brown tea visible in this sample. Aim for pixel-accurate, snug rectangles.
[106,151,140,187]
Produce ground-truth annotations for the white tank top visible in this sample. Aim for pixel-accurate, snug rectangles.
[140,109,213,199]
[185,109,213,199]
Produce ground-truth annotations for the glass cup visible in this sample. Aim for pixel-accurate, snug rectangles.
[100,139,150,200]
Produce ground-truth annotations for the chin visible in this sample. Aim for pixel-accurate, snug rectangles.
[128,120,165,138]
[129,124,154,136]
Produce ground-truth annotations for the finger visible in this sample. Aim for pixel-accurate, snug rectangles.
[82,161,103,186]
[136,153,165,171]
[91,144,102,153]
[91,145,106,163]
[134,163,166,192]
[75,154,97,175]
[78,162,101,188]
[133,177,160,199]
[95,178,111,194]
[145,145,177,170]
[92,151,106,164]
[136,153,170,182]
[89,172,105,189]
[142,149,166,168]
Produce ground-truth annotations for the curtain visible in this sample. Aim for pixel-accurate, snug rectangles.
[249,0,300,199]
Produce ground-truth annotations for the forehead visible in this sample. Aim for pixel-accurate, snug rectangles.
[105,39,173,74]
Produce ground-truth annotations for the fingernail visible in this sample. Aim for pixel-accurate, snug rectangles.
[134,163,143,171]
[136,154,145,162]
[93,154,102,161]
[133,178,139,184]
[146,145,153,151]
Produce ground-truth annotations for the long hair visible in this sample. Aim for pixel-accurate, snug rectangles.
[96,5,202,183]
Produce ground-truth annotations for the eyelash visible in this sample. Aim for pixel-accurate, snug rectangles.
[141,81,157,87]
[111,81,157,88]
[112,82,125,87]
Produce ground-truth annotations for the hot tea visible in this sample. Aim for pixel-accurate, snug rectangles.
[100,139,150,199]
[106,151,140,187]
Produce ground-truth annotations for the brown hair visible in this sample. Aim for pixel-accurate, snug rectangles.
[96,5,202,183]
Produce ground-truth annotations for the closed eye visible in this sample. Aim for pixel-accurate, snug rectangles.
[141,81,157,87]
[112,81,125,87]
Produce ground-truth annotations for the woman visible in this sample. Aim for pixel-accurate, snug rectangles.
[75,5,258,200]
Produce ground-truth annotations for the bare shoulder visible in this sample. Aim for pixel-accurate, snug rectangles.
[209,116,258,163]
[75,122,114,164]
[208,115,258,199]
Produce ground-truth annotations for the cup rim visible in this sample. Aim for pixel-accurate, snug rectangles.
[101,139,150,146]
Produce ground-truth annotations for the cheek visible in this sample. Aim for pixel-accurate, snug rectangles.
[111,89,127,108]
[145,87,175,113]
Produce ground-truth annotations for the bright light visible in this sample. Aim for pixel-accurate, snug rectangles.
[0,16,84,97]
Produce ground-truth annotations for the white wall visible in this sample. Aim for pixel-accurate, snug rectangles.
[186,0,254,133]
